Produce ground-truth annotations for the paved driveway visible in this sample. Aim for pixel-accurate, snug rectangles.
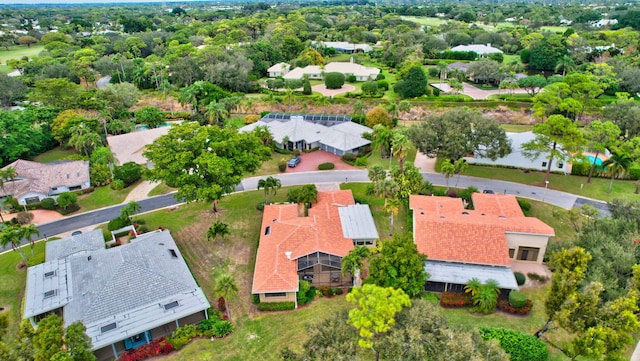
[312,84,356,97]
[282,150,357,173]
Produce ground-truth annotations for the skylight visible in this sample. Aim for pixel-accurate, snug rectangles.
[163,301,179,310]
[44,290,57,298]
[100,322,117,334]
[169,249,178,258]
[44,271,56,278]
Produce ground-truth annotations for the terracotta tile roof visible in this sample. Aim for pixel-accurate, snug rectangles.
[410,194,554,266]
[471,193,524,217]
[1,159,90,199]
[252,190,356,294]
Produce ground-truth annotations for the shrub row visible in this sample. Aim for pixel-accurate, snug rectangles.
[479,327,548,361]
[440,292,473,308]
[318,162,335,170]
[167,317,234,350]
[497,298,533,315]
[514,272,526,286]
[527,273,549,282]
[257,301,296,311]
[317,286,344,297]
[117,337,174,361]
[509,290,528,308]
[297,280,315,306]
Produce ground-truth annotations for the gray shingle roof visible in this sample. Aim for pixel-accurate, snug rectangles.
[46,230,105,261]
[24,230,210,350]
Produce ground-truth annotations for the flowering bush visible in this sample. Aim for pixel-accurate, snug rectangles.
[497,298,533,315]
[117,337,173,361]
[440,292,473,308]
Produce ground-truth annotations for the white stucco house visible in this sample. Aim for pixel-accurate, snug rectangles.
[450,43,503,55]
[267,62,291,78]
[311,41,373,53]
[0,160,90,205]
[281,60,379,81]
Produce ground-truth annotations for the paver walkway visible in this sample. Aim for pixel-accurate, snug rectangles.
[414,152,436,172]
[123,180,160,203]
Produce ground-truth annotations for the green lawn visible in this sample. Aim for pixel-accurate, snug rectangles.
[32,147,78,163]
[147,182,176,197]
[524,199,576,246]
[0,242,46,340]
[540,26,568,33]
[0,64,11,73]
[364,145,418,171]
[400,16,447,27]
[501,124,533,132]
[0,45,45,66]
[464,165,640,202]
[76,182,140,212]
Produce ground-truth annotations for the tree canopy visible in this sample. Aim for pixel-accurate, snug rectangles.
[144,122,271,210]
[407,108,511,161]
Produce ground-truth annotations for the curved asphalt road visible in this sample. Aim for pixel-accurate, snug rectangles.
[3,170,609,252]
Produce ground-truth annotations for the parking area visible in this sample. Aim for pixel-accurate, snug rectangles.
[283,150,358,173]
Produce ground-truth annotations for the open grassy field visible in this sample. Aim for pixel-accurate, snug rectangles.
[0,45,45,67]
[400,16,447,27]
[501,124,533,132]
[464,165,640,203]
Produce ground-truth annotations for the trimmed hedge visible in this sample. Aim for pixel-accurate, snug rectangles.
[257,301,296,311]
[514,272,526,286]
[318,162,335,170]
[517,199,531,212]
[479,327,548,361]
[440,292,473,308]
[497,298,533,315]
[509,290,528,308]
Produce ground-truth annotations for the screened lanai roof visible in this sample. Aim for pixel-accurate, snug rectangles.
[424,260,519,290]
[261,113,352,127]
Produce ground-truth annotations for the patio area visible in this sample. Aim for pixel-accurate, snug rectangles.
[511,260,551,286]
[283,150,358,173]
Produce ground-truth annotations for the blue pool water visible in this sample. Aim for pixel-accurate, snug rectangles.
[585,155,603,165]
[135,123,171,131]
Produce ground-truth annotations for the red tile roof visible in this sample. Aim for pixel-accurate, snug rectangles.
[409,194,554,266]
[252,190,356,294]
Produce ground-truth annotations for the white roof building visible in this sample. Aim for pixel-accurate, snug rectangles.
[281,61,379,81]
[240,113,371,156]
[450,44,503,55]
[107,127,170,166]
[312,41,373,53]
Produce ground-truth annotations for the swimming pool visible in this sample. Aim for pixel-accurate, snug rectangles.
[585,155,603,165]
[135,123,171,131]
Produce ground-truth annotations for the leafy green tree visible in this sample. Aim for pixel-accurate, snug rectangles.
[367,234,428,297]
[68,124,102,157]
[380,299,508,361]
[555,55,576,76]
[408,108,511,161]
[604,97,640,139]
[206,221,230,243]
[0,224,27,264]
[34,314,64,361]
[257,176,281,203]
[389,163,425,200]
[467,59,501,84]
[134,106,165,128]
[65,322,95,361]
[366,107,392,128]
[324,72,345,89]
[393,65,427,98]
[120,200,141,223]
[287,184,318,216]
[584,121,620,183]
[56,192,78,212]
[0,73,28,108]
[465,279,500,314]
[145,123,270,212]
[302,76,312,95]
[518,75,547,96]
[30,78,81,108]
[214,273,238,322]
[522,114,583,182]
[346,284,411,361]
[528,36,566,71]
[0,110,57,165]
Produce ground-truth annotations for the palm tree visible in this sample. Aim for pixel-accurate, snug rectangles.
[555,55,575,76]
[383,198,402,236]
[391,131,410,173]
[387,102,398,120]
[602,150,634,194]
[0,225,27,264]
[367,165,387,184]
[257,176,281,203]
[440,159,455,190]
[341,246,370,287]
[120,201,141,224]
[472,280,500,314]
[205,100,230,126]
[283,88,295,112]
[453,158,469,189]
[206,221,230,244]
[465,278,482,297]
[352,100,366,118]
[371,124,392,158]
[19,223,40,255]
[1,167,18,194]
[436,61,448,83]
[214,273,238,322]
[398,100,411,123]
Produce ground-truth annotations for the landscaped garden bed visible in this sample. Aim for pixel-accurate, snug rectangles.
[440,291,473,308]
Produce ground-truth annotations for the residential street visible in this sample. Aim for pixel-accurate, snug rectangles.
[2,170,608,253]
